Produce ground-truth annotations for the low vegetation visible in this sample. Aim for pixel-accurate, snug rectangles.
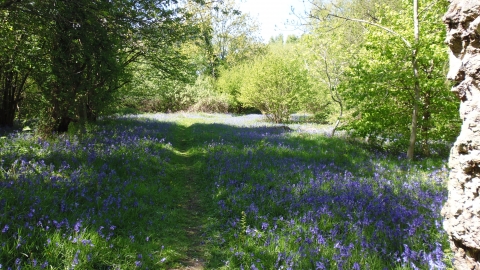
[0,114,451,269]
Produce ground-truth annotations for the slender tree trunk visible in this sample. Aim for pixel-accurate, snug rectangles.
[421,91,431,156]
[320,49,344,137]
[320,0,422,158]
[331,90,343,137]
[442,1,480,269]
[407,0,420,160]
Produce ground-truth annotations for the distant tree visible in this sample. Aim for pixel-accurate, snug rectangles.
[182,0,264,78]
[216,64,247,112]
[269,34,285,45]
[239,47,312,123]
[303,35,345,135]
[286,35,300,44]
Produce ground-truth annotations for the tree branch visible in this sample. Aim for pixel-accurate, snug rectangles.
[324,13,412,49]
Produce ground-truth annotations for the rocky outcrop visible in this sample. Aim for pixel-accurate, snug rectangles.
[442,1,480,269]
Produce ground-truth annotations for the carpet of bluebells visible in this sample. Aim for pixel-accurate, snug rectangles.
[0,116,180,269]
[0,113,451,269]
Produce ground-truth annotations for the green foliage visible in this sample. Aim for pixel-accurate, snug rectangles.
[0,6,40,127]
[182,0,265,78]
[189,96,230,113]
[1,0,198,133]
[308,0,459,154]
[238,48,313,123]
[185,75,231,113]
[116,59,191,113]
[215,65,248,112]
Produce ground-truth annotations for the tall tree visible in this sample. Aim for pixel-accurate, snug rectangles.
[308,0,457,158]
[301,15,360,136]
[37,0,128,131]
[0,0,195,132]
[0,1,38,126]
[181,0,264,78]
[442,1,480,268]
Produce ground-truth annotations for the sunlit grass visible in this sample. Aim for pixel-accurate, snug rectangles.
[0,113,452,269]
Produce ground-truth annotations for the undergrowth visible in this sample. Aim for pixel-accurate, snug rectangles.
[0,113,452,269]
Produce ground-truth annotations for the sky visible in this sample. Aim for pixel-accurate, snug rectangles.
[237,0,310,42]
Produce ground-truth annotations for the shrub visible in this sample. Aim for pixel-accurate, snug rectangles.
[239,52,312,123]
[188,95,230,113]
[216,65,247,112]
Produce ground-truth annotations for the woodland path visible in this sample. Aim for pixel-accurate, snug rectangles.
[167,122,207,270]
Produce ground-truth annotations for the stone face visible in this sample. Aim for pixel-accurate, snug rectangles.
[442,0,480,269]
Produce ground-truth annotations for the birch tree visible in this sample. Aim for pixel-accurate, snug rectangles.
[307,0,456,158]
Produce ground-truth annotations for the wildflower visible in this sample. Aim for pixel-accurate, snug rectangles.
[72,250,80,266]
[74,220,82,233]
[315,261,326,270]
[81,239,92,246]
[1,225,8,233]
[261,222,268,230]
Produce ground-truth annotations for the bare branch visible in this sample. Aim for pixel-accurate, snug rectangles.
[419,0,441,17]
[324,13,412,48]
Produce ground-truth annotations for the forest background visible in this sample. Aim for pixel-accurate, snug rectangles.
[0,0,458,159]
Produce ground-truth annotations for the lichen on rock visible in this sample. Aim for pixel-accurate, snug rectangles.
[442,0,480,269]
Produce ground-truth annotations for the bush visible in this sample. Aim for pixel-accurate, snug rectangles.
[216,65,246,112]
[117,74,221,113]
[188,95,230,113]
[239,51,312,123]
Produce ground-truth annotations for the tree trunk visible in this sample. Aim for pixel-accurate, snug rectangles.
[421,90,431,156]
[407,0,420,160]
[0,69,27,127]
[442,1,480,269]
[331,95,343,137]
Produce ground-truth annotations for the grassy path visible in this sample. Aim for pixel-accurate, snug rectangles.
[167,121,208,269]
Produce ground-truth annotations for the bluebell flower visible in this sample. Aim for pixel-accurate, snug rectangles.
[74,220,82,233]
[261,222,268,230]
